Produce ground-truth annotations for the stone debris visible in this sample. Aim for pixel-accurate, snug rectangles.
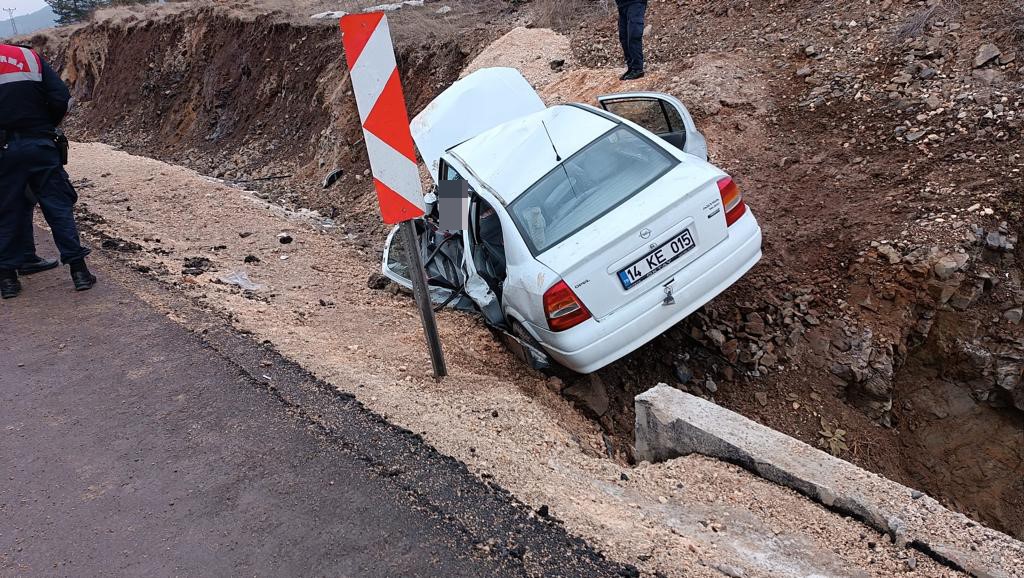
[310,11,346,19]
[635,385,1024,578]
[563,374,610,417]
[973,43,1001,68]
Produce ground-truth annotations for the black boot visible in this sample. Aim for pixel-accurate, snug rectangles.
[69,259,97,292]
[17,255,59,275]
[620,69,645,81]
[0,270,21,299]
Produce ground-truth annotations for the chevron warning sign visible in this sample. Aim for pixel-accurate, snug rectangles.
[341,13,426,224]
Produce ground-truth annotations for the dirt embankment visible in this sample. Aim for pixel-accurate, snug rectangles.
[48,1,508,241]
[454,4,1023,540]
[41,0,1022,542]
[556,0,1024,538]
[63,140,971,578]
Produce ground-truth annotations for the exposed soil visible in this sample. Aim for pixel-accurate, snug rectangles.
[543,0,1023,539]
[31,0,1022,544]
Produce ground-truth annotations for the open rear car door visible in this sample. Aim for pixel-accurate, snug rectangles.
[597,92,708,161]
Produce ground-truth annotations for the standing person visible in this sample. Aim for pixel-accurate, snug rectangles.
[616,0,648,81]
[0,43,95,299]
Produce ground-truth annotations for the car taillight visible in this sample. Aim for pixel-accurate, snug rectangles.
[543,280,591,332]
[717,176,746,227]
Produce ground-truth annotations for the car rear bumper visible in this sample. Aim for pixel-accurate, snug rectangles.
[528,210,762,373]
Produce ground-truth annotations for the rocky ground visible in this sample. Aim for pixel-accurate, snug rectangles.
[547,0,1024,538]
[15,0,1021,543]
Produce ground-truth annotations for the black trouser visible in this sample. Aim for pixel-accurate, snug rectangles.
[17,205,40,263]
[0,134,89,271]
[617,0,647,72]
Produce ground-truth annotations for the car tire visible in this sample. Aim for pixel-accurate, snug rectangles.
[509,319,575,378]
[510,319,543,351]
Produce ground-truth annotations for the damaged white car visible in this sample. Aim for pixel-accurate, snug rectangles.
[381,67,762,373]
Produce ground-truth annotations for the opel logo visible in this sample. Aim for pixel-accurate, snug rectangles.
[639,228,652,240]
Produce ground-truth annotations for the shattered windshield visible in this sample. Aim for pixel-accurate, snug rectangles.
[508,125,678,254]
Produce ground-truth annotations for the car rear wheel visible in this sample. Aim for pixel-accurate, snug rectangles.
[509,319,576,378]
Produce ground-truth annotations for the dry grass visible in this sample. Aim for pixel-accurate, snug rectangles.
[894,0,962,42]
[1008,1,1024,50]
[530,0,611,31]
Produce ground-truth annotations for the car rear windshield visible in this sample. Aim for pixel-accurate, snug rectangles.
[508,125,678,254]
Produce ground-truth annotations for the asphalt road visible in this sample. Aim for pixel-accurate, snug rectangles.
[0,241,628,577]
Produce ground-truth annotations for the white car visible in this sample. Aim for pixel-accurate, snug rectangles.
[381,68,762,373]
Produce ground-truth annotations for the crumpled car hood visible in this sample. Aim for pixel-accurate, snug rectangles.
[410,67,545,183]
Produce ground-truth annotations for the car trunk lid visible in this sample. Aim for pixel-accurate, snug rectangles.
[534,163,729,320]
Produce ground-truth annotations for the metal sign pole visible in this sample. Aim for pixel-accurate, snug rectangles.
[400,221,447,378]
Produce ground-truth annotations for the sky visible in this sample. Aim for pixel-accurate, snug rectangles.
[1,0,47,16]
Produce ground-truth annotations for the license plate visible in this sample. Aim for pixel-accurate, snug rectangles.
[618,229,696,290]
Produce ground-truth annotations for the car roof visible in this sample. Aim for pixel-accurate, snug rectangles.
[449,104,617,206]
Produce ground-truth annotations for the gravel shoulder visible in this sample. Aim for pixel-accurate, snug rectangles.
[0,231,624,577]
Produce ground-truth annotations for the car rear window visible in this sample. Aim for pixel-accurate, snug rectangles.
[508,125,678,254]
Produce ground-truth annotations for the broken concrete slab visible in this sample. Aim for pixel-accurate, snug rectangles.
[635,384,1024,578]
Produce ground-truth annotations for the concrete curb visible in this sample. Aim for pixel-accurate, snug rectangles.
[635,384,1024,578]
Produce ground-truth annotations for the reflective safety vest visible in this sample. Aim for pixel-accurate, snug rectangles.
[0,44,43,86]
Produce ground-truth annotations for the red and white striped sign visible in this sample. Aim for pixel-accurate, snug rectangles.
[340,14,425,225]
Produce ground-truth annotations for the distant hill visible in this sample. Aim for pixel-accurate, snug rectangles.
[2,5,57,37]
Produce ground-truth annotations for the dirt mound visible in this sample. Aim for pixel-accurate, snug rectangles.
[461,26,573,86]
[66,141,968,578]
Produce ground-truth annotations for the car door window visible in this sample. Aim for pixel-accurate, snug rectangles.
[600,97,685,151]
[602,99,672,134]
[440,160,464,182]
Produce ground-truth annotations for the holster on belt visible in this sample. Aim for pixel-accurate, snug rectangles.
[54,128,69,165]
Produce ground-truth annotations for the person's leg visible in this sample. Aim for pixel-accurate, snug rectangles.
[18,202,38,263]
[25,138,95,290]
[626,2,647,73]
[14,200,58,274]
[0,148,31,298]
[618,4,630,70]
[34,171,90,265]
[27,144,89,265]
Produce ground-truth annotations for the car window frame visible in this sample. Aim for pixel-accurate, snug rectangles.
[506,123,680,256]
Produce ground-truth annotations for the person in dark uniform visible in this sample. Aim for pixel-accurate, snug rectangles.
[0,43,95,299]
[616,0,648,81]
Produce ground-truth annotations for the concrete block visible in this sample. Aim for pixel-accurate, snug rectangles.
[635,384,1024,578]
